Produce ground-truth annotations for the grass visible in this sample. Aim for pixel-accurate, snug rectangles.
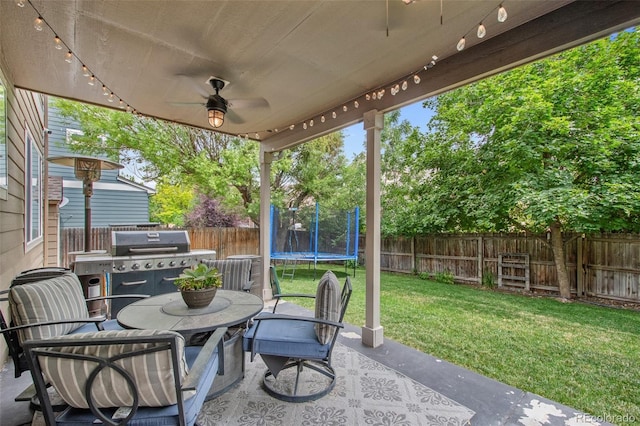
[274,262,640,422]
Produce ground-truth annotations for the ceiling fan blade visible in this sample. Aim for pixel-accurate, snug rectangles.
[227,98,269,109]
[226,109,246,124]
[175,74,211,98]
[168,101,205,107]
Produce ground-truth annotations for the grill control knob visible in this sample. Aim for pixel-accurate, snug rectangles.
[116,264,126,271]
[180,260,188,266]
[157,261,165,268]
[169,261,176,267]
[145,262,153,269]
[131,263,140,270]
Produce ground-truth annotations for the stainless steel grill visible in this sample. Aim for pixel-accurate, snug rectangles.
[71,230,216,316]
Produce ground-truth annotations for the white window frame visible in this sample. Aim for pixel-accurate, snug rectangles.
[25,126,43,250]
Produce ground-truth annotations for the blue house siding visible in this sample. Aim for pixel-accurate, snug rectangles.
[48,102,153,229]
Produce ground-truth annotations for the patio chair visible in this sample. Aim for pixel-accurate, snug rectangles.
[201,258,252,292]
[269,265,315,313]
[243,270,351,402]
[0,271,147,378]
[24,327,226,425]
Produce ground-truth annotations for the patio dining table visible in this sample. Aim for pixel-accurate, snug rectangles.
[117,290,264,398]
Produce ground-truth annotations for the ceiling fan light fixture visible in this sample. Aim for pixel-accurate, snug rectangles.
[206,95,227,128]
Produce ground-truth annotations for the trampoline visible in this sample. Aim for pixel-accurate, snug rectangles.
[270,203,360,279]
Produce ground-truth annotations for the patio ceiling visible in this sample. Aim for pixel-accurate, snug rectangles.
[1,1,639,152]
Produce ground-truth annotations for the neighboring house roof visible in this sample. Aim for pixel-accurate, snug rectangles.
[117,175,156,194]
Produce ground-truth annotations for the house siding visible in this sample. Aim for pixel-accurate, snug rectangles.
[48,103,152,228]
[0,58,47,363]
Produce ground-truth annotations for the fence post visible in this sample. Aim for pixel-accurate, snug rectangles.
[411,236,416,273]
[478,235,483,285]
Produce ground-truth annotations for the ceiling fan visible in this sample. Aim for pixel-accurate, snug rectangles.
[172,76,269,128]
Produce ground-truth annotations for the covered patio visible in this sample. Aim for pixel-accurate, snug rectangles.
[1,1,639,425]
[2,0,638,348]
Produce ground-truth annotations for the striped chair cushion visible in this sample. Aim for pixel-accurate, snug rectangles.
[38,329,188,408]
[8,273,90,344]
[202,259,252,292]
[314,270,341,344]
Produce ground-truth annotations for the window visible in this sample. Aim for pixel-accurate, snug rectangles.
[0,73,7,200]
[25,127,42,248]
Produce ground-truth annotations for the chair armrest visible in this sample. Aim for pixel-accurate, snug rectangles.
[252,312,344,329]
[271,293,315,312]
[0,317,106,335]
[182,327,227,392]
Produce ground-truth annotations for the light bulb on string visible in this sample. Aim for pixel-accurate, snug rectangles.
[102,85,109,96]
[414,74,421,84]
[34,16,44,31]
[119,100,125,109]
[65,51,73,63]
[82,65,90,77]
[366,94,371,101]
[303,122,307,130]
[332,111,337,119]
[372,92,377,100]
[54,36,63,50]
[16,0,25,7]
[321,115,326,123]
[289,124,295,130]
[108,93,115,103]
[309,119,314,127]
[354,101,359,108]
[457,36,466,51]
[343,105,348,112]
[402,81,408,91]
[498,5,508,22]
[477,23,486,38]
[87,75,96,86]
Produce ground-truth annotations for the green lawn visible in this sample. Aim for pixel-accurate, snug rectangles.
[275,262,640,422]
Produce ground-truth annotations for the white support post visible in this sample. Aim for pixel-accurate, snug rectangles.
[260,147,274,301]
[362,110,384,348]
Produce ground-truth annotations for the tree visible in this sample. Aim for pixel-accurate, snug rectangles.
[383,29,640,298]
[184,194,238,228]
[149,180,194,227]
[53,99,356,226]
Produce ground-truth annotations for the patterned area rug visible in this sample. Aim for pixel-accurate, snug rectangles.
[197,342,475,426]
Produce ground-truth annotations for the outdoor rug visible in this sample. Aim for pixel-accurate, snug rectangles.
[197,342,475,426]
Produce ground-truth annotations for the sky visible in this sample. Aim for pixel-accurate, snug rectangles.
[341,100,435,159]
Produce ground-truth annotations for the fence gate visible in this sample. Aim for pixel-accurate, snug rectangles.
[498,253,530,291]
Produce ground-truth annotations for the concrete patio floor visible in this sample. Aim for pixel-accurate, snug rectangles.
[0,301,610,426]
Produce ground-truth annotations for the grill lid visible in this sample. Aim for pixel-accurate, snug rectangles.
[111,231,191,256]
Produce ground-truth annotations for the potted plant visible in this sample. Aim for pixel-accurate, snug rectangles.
[174,263,222,309]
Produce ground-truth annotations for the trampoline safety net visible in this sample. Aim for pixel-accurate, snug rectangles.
[270,203,360,262]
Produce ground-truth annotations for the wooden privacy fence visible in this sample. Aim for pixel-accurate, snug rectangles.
[61,226,260,268]
[62,228,639,303]
[368,232,640,303]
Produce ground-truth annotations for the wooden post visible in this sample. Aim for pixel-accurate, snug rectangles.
[478,236,484,285]
[577,235,584,296]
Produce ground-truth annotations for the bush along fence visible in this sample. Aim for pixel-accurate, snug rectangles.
[361,232,639,303]
[61,226,260,268]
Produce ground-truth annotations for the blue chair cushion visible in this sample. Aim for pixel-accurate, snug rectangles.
[243,315,332,360]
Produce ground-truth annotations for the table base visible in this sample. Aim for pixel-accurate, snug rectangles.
[206,328,245,400]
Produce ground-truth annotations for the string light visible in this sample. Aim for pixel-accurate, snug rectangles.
[498,4,508,22]
[33,16,43,31]
[456,3,507,51]
[477,22,486,39]
[19,1,137,117]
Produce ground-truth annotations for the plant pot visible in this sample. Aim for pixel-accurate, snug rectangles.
[180,287,218,309]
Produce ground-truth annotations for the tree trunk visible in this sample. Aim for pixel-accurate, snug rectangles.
[550,220,571,299]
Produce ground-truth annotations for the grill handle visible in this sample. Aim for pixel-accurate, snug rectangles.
[161,276,180,282]
[128,247,179,254]
[121,280,147,286]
